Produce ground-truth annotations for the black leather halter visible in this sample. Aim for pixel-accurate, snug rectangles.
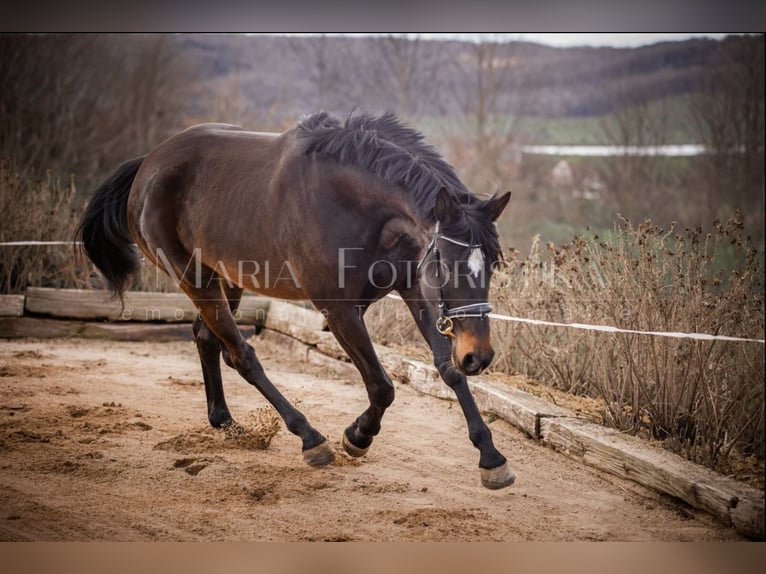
[417,223,493,337]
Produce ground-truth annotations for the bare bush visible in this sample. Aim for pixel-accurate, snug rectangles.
[364,296,426,355]
[0,160,85,293]
[492,212,764,470]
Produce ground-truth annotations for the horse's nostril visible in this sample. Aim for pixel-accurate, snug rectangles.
[462,353,481,374]
[460,350,494,375]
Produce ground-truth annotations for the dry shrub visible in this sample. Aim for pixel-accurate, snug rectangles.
[0,160,87,293]
[364,296,428,358]
[492,211,764,471]
[0,159,181,294]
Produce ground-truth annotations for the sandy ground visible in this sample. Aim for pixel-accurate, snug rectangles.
[0,336,746,541]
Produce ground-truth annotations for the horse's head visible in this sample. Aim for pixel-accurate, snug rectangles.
[419,187,511,376]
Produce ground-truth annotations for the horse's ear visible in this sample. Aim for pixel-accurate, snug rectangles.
[433,187,461,224]
[484,191,511,222]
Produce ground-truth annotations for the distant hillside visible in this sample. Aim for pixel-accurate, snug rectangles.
[173,34,753,123]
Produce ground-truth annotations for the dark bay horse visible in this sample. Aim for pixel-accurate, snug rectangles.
[77,111,514,489]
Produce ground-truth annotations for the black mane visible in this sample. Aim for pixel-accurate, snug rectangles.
[295,110,502,262]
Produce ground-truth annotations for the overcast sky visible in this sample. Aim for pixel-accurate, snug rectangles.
[493,33,728,47]
[275,33,730,48]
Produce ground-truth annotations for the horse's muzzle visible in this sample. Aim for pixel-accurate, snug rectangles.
[456,347,494,376]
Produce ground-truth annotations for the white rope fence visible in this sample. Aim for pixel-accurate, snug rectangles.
[385,297,765,345]
[0,241,81,246]
[2,241,763,344]
[485,312,765,344]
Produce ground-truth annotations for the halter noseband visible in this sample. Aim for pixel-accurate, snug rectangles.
[417,222,493,337]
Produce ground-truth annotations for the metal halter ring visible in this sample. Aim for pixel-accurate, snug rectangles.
[436,316,454,337]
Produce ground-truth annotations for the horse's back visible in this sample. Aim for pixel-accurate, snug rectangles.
[127,123,290,265]
[147,123,282,163]
[130,122,287,210]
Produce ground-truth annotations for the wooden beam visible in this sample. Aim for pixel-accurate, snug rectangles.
[541,416,765,540]
[265,300,327,332]
[0,294,25,317]
[23,288,269,325]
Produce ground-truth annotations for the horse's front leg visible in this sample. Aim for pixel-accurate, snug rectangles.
[398,287,516,489]
[320,302,395,457]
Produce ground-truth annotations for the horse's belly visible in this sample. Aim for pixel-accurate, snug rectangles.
[214,258,308,300]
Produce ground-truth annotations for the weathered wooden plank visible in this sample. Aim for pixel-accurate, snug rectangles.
[264,300,327,333]
[541,416,765,540]
[386,356,454,401]
[235,296,270,325]
[257,328,357,378]
[0,295,25,317]
[377,351,572,438]
[469,379,573,439]
[307,348,358,379]
[258,328,310,361]
[0,316,244,341]
[25,287,156,320]
[79,322,200,342]
[23,288,268,325]
[0,317,84,339]
[731,493,766,542]
[262,313,347,361]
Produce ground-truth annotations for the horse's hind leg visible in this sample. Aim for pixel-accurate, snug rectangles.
[192,284,243,429]
[185,282,334,466]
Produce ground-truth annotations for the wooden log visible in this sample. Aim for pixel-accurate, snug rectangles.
[307,348,358,379]
[79,322,201,342]
[235,296,270,325]
[258,328,310,361]
[0,316,253,342]
[265,300,327,333]
[386,356,454,401]
[0,294,25,317]
[0,317,84,339]
[23,288,269,325]
[469,378,573,439]
[541,416,765,540]
[378,353,574,439]
[257,328,356,379]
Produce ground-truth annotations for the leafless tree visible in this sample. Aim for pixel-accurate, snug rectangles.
[0,35,113,180]
[285,35,353,111]
[598,82,672,220]
[0,34,195,187]
[447,37,529,195]
[117,35,196,155]
[689,35,764,241]
[353,34,448,121]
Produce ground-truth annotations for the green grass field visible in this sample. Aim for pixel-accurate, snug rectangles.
[417,95,700,146]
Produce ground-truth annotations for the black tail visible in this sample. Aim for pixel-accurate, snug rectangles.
[75,156,145,300]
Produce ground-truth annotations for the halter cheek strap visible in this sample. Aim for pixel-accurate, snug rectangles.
[417,223,493,337]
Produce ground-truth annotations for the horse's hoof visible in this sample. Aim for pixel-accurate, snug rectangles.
[302,441,335,467]
[221,420,247,439]
[480,461,516,490]
[342,432,369,458]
